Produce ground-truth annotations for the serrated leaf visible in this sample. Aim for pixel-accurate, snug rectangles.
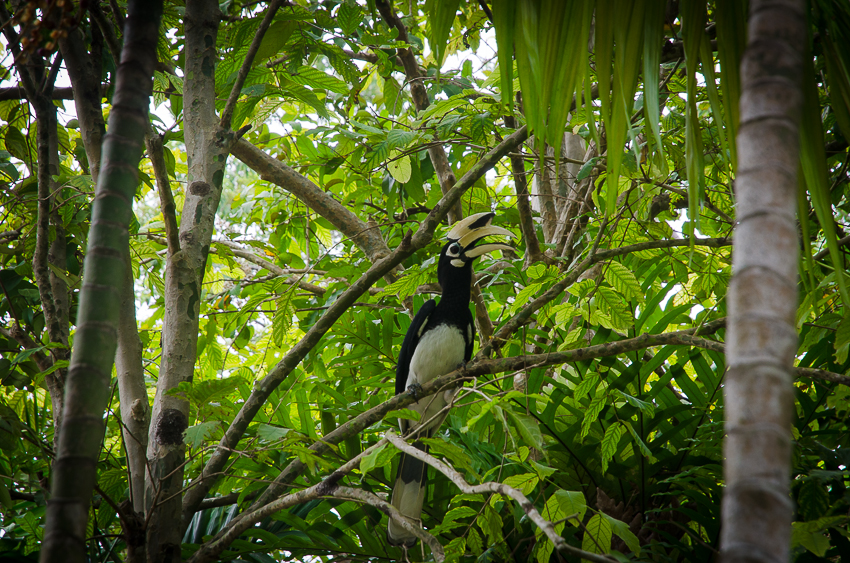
[552,302,577,327]
[799,479,830,521]
[574,373,600,402]
[600,422,623,473]
[386,128,416,149]
[257,423,291,442]
[506,410,544,451]
[512,283,541,314]
[624,421,653,458]
[613,389,655,418]
[581,395,606,439]
[288,66,347,95]
[185,421,221,450]
[337,2,362,35]
[382,269,426,299]
[604,261,644,302]
[582,513,613,554]
[501,473,539,496]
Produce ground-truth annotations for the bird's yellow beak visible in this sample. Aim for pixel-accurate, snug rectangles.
[446,212,515,257]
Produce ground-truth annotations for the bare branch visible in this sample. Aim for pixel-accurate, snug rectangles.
[220,0,284,129]
[231,139,395,267]
[145,132,180,254]
[374,0,462,223]
[797,367,850,387]
[385,432,615,563]
[504,115,546,265]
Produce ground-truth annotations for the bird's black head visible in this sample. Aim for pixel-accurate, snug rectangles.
[436,212,514,297]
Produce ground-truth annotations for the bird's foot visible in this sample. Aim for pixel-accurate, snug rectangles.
[406,383,423,400]
[456,361,468,374]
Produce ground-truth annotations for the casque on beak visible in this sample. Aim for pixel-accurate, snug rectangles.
[446,211,515,261]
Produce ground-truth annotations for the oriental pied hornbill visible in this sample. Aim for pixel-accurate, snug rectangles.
[387,212,514,547]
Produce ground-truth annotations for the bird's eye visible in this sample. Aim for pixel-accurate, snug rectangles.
[448,243,461,256]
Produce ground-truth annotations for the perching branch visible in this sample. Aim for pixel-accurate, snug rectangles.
[384,432,616,563]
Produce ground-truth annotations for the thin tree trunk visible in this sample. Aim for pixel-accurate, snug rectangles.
[145,0,222,557]
[63,13,151,522]
[39,1,163,561]
[721,1,805,561]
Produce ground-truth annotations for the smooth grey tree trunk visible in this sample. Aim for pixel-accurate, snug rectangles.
[721,1,805,561]
[144,0,223,558]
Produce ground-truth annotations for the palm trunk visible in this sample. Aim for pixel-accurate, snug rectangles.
[721,1,806,561]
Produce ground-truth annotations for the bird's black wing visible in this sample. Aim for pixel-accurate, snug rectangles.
[464,314,476,363]
[395,299,437,396]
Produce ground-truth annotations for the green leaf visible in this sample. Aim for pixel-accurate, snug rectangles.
[360,442,389,474]
[537,489,586,563]
[385,408,421,422]
[185,421,221,449]
[791,517,845,557]
[604,261,644,303]
[581,395,606,439]
[254,20,296,64]
[836,315,850,364]
[288,66,348,95]
[337,2,363,35]
[490,0,516,111]
[501,472,539,496]
[387,155,412,183]
[574,373,600,402]
[624,421,653,458]
[576,156,599,182]
[799,479,830,521]
[506,410,544,450]
[612,389,655,418]
[256,423,291,442]
[680,0,707,238]
[426,0,462,67]
[600,422,623,473]
[601,513,640,555]
[581,513,613,554]
[642,0,667,173]
[0,481,12,510]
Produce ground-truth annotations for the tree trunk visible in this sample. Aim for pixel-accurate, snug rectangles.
[146,0,224,558]
[39,1,163,561]
[721,1,805,561]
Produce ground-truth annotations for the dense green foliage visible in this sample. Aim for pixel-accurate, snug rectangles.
[1,0,849,561]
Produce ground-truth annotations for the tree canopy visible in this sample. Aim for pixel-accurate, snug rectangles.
[0,1,849,562]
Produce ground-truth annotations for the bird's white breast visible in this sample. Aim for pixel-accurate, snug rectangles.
[408,323,466,387]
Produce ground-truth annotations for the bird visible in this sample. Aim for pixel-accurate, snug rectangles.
[387,211,514,547]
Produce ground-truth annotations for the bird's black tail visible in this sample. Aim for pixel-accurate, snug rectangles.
[387,441,428,547]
